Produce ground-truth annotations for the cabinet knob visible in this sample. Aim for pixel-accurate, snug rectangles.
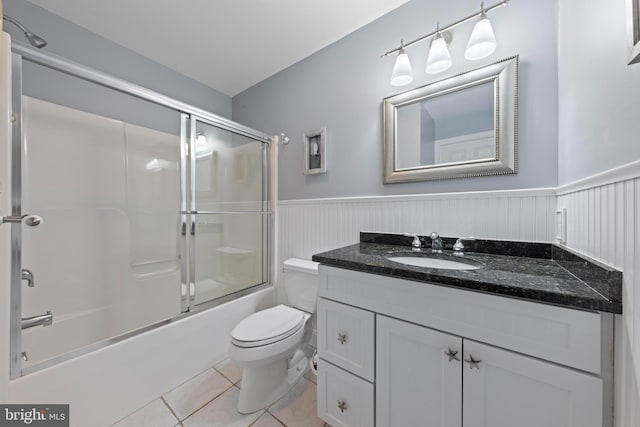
[337,400,347,413]
[337,332,347,344]
[445,347,460,362]
[464,354,482,369]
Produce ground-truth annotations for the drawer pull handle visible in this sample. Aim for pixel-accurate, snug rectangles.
[337,332,347,344]
[445,347,460,362]
[337,400,347,413]
[464,354,482,370]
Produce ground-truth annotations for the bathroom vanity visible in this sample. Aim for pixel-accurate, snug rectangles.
[312,233,622,427]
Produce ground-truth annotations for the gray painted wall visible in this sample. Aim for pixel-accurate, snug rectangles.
[233,0,559,199]
[4,0,231,119]
[557,0,640,185]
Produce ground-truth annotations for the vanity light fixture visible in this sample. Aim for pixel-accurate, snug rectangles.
[465,3,498,60]
[425,25,452,75]
[390,40,413,86]
[382,0,508,85]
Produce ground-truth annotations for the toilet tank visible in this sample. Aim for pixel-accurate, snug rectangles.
[283,258,319,313]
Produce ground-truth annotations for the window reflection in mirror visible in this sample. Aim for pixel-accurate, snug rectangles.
[395,81,495,170]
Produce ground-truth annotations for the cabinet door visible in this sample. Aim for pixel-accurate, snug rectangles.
[463,340,602,427]
[376,315,462,427]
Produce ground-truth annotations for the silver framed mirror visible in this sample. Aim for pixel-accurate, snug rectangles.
[627,0,640,64]
[383,55,518,183]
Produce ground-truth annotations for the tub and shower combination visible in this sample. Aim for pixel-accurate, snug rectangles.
[0,33,275,425]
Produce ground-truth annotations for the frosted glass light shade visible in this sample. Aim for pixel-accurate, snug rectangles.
[465,15,497,60]
[390,49,413,86]
[425,35,452,74]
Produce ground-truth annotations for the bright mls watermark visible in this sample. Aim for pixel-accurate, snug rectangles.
[0,405,68,426]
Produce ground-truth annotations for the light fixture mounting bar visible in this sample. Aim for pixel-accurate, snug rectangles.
[380,0,509,58]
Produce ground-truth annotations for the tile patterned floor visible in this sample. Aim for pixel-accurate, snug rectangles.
[111,358,328,427]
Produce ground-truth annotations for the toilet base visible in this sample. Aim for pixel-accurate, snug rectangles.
[237,349,308,414]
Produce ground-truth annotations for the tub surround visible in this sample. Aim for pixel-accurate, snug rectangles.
[312,232,622,314]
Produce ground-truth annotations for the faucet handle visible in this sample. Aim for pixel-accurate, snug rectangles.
[404,233,422,248]
[430,232,440,240]
[453,237,476,252]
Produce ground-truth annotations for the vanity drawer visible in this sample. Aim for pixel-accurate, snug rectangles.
[317,298,375,381]
[317,359,374,427]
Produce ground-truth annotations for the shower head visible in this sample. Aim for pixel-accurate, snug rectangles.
[3,15,48,48]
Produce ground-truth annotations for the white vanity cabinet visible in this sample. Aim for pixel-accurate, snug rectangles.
[316,265,610,427]
[376,315,462,427]
[462,340,602,427]
[377,315,602,427]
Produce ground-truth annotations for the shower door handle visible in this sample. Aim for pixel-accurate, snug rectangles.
[21,311,53,329]
[2,214,42,227]
[21,269,34,287]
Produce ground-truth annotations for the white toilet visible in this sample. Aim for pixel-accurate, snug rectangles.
[229,258,319,414]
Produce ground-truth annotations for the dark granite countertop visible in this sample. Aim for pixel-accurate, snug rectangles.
[312,232,622,314]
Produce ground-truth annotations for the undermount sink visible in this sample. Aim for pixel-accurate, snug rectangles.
[387,255,482,270]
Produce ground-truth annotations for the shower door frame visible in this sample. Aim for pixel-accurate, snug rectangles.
[8,42,273,379]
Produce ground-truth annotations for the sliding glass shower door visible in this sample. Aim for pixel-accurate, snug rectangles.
[184,117,269,308]
[9,50,271,378]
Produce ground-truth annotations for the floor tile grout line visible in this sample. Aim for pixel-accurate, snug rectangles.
[246,409,268,427]
[174,381,236,422]
[214,367,241,385]
[160,396,181,424]
[213,359,249,386]
[265,410,288,427]
[169,367,217,394]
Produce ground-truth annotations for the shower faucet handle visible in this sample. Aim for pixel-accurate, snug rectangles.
[21,269,34,287]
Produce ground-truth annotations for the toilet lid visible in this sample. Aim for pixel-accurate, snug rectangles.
[231,305,305,347]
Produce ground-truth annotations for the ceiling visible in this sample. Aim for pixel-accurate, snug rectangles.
[26,0,410,97]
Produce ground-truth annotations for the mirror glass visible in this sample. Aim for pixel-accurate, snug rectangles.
[395,81,495,169]
[384,56,518,183]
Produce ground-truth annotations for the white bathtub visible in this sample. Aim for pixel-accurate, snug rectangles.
[6,287,274,426]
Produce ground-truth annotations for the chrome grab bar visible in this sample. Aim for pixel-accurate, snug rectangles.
[2,214,42,226]
[21,269,34,287]
[21,311,53,329]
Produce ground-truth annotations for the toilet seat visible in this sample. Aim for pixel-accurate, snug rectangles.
[231,305,306,348]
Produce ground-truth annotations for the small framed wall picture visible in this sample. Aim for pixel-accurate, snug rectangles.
[303,127,326,175]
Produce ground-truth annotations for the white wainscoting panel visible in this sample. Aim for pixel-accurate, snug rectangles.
[278,189,556,267]
[557,175,640,427]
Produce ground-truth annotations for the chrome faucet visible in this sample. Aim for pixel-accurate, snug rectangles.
[430,232,444,253]
[21,311,53,330]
